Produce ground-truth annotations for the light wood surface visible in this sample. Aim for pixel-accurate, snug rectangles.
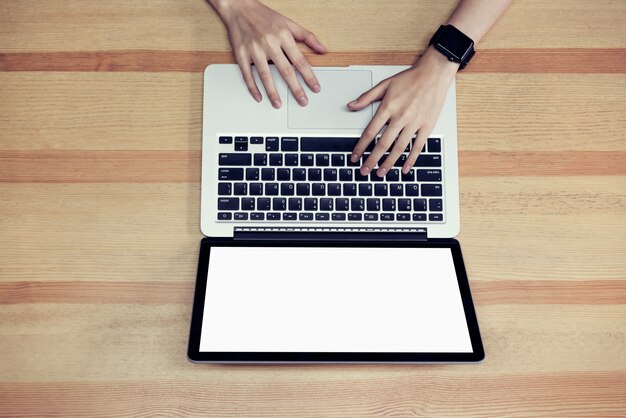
[1,0,625,416]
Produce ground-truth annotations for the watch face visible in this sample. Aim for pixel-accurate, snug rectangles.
[437,26,473,61]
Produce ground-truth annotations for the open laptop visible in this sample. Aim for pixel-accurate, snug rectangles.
[188,64,483,363]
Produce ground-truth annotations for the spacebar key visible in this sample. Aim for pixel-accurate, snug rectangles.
[301,137,359,152]
[219,153,252,166]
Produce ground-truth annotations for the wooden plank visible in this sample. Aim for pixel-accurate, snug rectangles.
[2,49,626,73]
[2,73,624,152]
[1,0,625,51]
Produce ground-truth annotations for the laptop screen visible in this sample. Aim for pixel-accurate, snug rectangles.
[199,246,473,353]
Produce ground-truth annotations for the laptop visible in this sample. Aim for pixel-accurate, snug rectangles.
[188,64,484,363]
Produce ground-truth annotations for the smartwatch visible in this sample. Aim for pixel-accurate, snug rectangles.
[428,25,475,70]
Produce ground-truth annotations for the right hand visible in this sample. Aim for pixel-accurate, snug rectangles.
[215,0,327,108]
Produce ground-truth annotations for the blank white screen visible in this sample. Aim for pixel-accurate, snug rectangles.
[200,247,473,353]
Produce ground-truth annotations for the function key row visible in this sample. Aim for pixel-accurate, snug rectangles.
[217,212,443,222]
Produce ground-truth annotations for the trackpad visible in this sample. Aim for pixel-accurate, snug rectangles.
[288,70,373,130]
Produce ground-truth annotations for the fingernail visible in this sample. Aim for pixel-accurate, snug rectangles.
[297,95,308,106]
[348,99,358,105]
[253,93,261,103]
[402,166,409,174]
[361,166,371,175]
[272,99,282,109]
[377,167,388,177]
[350,153,359,163]
[312,84,320,93]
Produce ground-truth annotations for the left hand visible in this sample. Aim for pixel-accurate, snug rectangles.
[348,47,459,176]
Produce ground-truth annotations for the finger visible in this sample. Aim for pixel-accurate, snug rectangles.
[282,41,320,93]
[347,78,391,111]
[270,49,308,106]
[351,106,389,164]
[235,51,262,102]
[289,22,327,53]
[404,124,433,173]
[252,55,282,109]
[377,124,417,176]
[362,119,403,177]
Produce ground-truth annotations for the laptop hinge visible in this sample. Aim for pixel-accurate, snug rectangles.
[233,226,428,241]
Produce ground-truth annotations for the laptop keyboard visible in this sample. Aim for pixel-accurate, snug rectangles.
[216,135,444,223]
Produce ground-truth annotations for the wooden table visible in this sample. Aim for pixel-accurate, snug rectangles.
[1,1,625,416]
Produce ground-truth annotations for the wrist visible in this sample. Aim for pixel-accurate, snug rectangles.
[209,0,257,24]
[416,46,460,77]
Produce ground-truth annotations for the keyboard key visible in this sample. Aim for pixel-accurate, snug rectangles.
[273,197,287,211]
[283,213,297,221]
[308,168,322,181]
[304,198,318,211]
[249,182,263,196]
[300,154,314,166]
[339,169,353,181]
[217,212,232,220]
[370,173,384,182]
[382,198,396,211]
[218,198,239,210]
[284,153,299,166]
[398,198,411,211]
[281,137,298,151]
[299,213,314,220]
[250,212,264,220]
[265,183,279,195]
[234,212,248,220]
[269,153,283,166]
[297,183,310,196]
[343,183,357,196]
[359,183,373,196]
[381,213,394,221]
[218,183,232,195]
[406,184,420,196]
[332,154,345,166]
[219,153,251,166]
[267,212,280,220]
[348,213,362,221]
[417,169,442,182]
[288,198,302,211]
[316,154,330,166]
[323,168,337,181]
[394,154,408,167]
[429,214,444,221]
[280,183,295,196]
[234,136,248,151]
[374,183,387,196]
[335,198,349,211]
[219,168,244,180]
[301,137,359,152]
[429,199,443,211]
[427,138,441,153]
[332,213,346,221]
[413,213,427,221]
[364,213,379,221]
[386,169,400,181]
[257,198,271,210]
[254,153,267,166]
[233,183,247,195]
[347,154,360,167]
[397,213,410,221]
[261,168,275,181]
[401,169,415,181]
[265,137,279,151]
[390,183,403,196]
[242,198,255,210]
[422,184,443,196]
[218,136,233,144]
[320,198,333,211]
[246,168,259,181]
[316,213,330,221]
[366,198,381,211]
[277,168,291,181]
[312,183,326,196]
[355,170,368,182]
[351,198,365,211]
[413,198,427,211]
[328,183,341,196]
[415,155,441,167]
[293,168,306,181]
[250,136,263,144]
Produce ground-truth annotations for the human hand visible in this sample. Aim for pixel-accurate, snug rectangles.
[347,47,459,176]
[212,0,326,108]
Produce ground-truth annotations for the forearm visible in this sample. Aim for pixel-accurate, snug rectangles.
[446,0,512,43]
[207,0,257,23]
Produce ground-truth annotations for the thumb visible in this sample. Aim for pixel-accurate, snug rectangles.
[347,79,391,110]
[289,22,327,54]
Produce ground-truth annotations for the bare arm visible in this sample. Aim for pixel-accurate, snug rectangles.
[350,0,513,176]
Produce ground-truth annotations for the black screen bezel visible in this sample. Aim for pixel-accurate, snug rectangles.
[188,237,484,363]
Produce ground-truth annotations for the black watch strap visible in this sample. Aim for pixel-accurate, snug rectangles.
[429,25,475,70]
